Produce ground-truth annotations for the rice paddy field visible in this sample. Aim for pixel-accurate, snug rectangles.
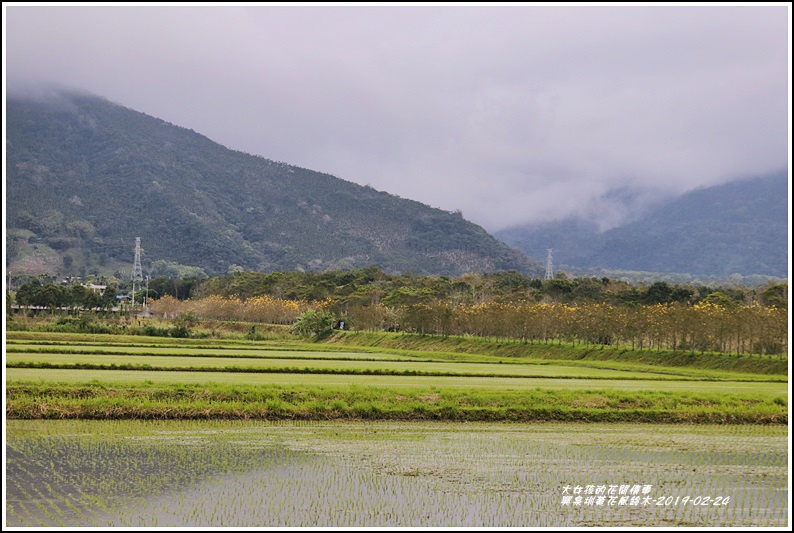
[5,420,788,527]
[4,330,790,527]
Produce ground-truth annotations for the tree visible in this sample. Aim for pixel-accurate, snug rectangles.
[759,283,788,310]
[541,278,573,303]
[35,284,68,312]
[642,282,673,305]
[70,284,88,311]
[291,309,336,338]
[15,280,43,308]
[702,291,738,309]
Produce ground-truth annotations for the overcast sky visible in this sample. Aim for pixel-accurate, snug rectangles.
[4,3,790,232]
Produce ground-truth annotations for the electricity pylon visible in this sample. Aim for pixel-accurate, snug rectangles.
[545,248,554,280]
[132,237,143,309]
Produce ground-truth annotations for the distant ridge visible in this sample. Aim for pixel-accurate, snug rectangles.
[496,172,789,278]
[6,90,542,278]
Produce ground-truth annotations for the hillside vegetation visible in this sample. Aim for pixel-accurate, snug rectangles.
[6,90,540,278]
[497,172,789,278]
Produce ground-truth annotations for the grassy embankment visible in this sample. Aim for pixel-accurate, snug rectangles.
[326,331,789,374]
[7,329,788,374]
[6,381,786,424]
[5,330,788,424]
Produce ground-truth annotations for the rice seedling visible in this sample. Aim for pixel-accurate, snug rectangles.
[5,420,787,527]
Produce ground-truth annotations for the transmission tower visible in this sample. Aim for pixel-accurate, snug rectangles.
[131,237,143,308]
[545,248,554,280]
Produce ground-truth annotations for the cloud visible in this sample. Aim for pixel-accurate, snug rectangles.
[5,5,789,231]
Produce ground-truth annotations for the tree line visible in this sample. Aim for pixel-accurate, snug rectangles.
[9,268,788,355]
[12,279,118,312]
[11,267,786,310]
[148,297,786,356]
[193,267,786,309]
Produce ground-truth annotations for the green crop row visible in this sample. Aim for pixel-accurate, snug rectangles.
[8,360,711,381]
[6,382,787,424]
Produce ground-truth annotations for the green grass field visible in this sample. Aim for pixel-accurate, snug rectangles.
[6,336,785,381]
[6,366,788,394]
[10,352,751,380]
[6,341,399,359]
[5,330,788,423]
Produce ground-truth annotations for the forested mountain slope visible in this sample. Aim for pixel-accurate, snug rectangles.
[497,172,788,278]
[7,91,542,278]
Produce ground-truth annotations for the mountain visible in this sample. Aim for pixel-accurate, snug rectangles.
[496,172,789,278]
[6,90,542,279]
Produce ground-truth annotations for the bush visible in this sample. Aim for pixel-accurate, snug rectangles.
[245,325,267,341]
[171,311,199,338]
[142,324,173,337]
[291,310,336,338]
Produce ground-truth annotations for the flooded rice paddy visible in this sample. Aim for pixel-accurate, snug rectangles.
[5,420,787,527]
